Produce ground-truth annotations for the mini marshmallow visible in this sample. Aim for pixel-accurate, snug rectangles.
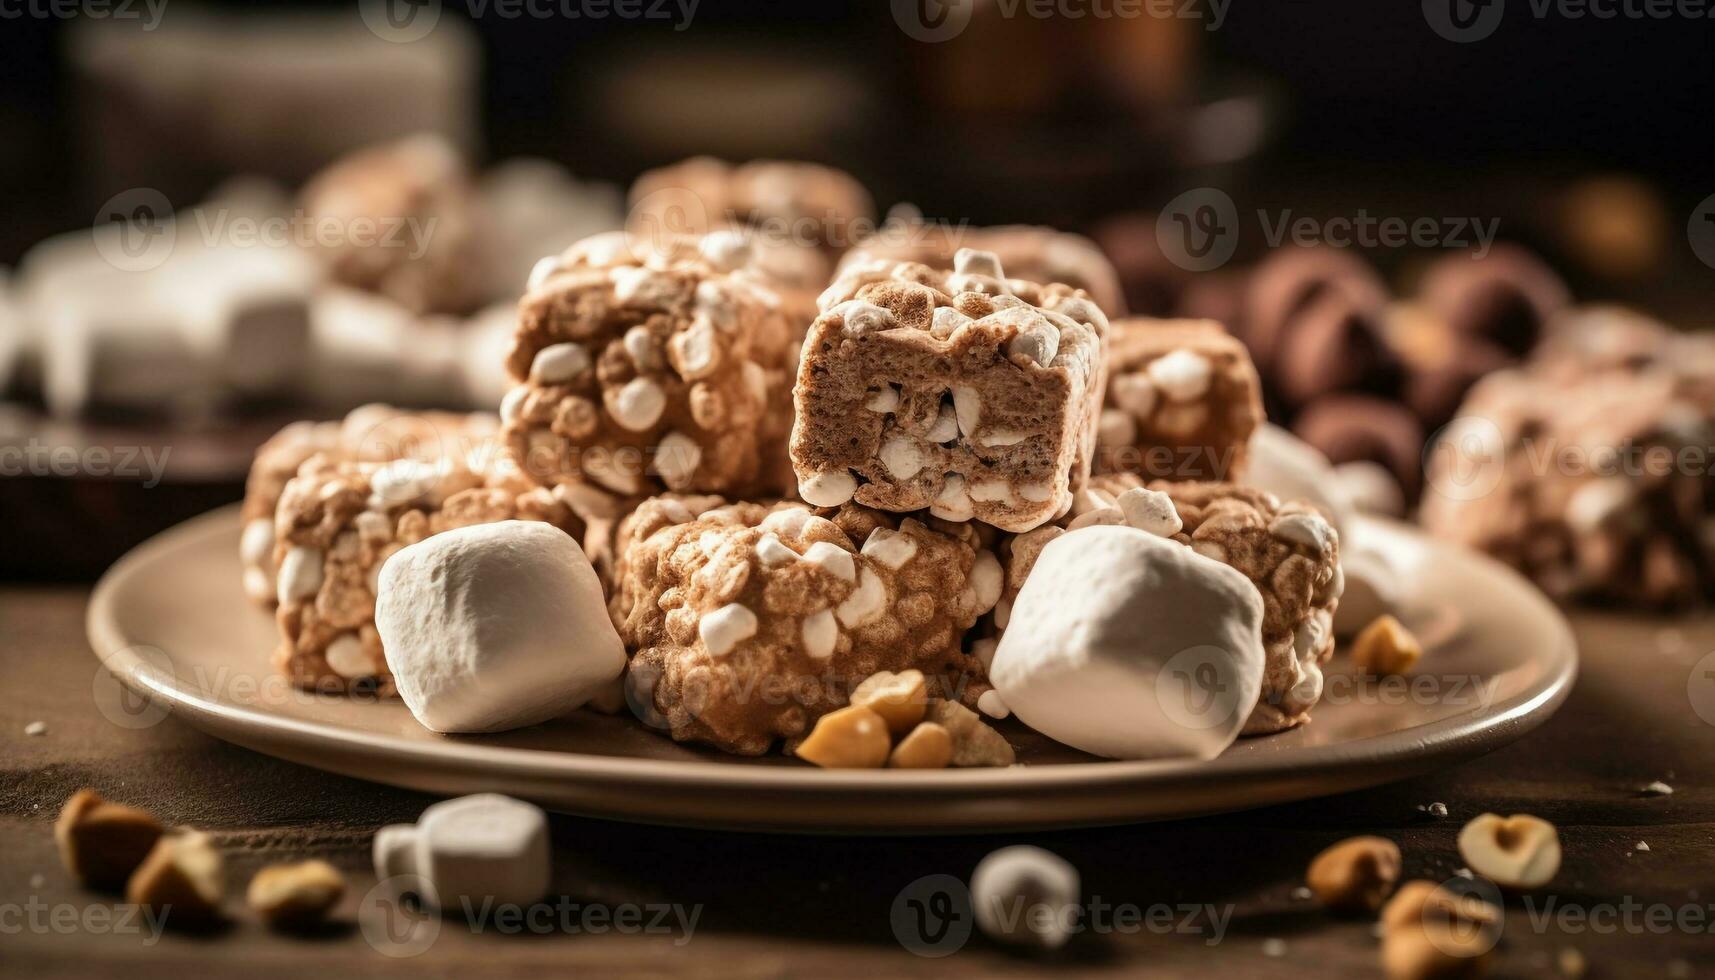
[799,469,857,507]
[1146,349,1213,401]
[836,568,886,627]
[1332,545,1405,637]
[373,794,550,911]
[801,609,838,659]
[861,527,918,569]
[1333,460,1406,518]
[529,342,590,384]
[699,603,758,656]
[865,387,900,413]
[927,403,960,443]
[606,376,666,431]
[990,525,1266,760]
[803,541,856,581]
[277,546,324,605]
[1115,486,1182,538]
[970,846,1080,950]
[375,521,625,734]
[880,435,925,480]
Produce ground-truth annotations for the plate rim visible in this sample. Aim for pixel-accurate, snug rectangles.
[86,505,1579,803]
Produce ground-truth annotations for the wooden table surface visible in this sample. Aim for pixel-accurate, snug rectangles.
[3,585,1711,979]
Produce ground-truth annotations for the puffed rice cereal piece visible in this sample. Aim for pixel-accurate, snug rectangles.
[270,450,585,695]
[240,406,502,607]
[791,249,1109,532]
[504,231,795,496]
[610,497,1002,755]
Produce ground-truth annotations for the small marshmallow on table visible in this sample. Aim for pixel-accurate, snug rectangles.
[374,794,550,911]
[374,520,624,734]
[990,519,1266,761]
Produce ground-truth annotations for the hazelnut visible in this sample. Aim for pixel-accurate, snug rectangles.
[888,722,953,769]
[126,831,225,927]
[1352,614,1423,676]
[247,859,346,930]
[926,699,1015,767]
[1457,813,1561,889]
[795,705,891,769]
[850,669,928,735]
[1381,880,1500,935]
[1381,921,1495,980]
[1307,836,1402,914]
[54,789,164,890]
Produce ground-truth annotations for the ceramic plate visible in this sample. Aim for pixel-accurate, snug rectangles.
[87,505,1576,833]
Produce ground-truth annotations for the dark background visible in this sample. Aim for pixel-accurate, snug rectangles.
[2,0,1712,284]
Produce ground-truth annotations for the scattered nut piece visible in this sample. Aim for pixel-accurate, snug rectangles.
[248,859,346,930]
[54,789,164,890]
[127,831,225,927]
[1640,780,1673,797]
[795,705,891,769]
[1261,937,1288,957]
[1381,880,1500,935]
[850,670,928,736]
[1381,921,1495,980]
[24,721,46,736]
[1352,614,1423,676]
[1557,946,1587,978]
[1457,812,1561,889]
[888,722,953,769]
[926,700,1016,767]
[1307,836,1403,914]
[970,846,1080,949]
[1380,880,1500,980]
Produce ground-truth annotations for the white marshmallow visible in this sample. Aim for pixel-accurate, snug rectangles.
[798,469,857,507]
[803,541,856,582]
[622,326,658,370]
[830,300,894,336]
[865,387,900,413]
[606,376,666,432]
[1115,487,1182,538]
[653,431,703,486]
[755,533,799,567]
[931,306,973,338]
[699,603,758,656]
[1245,424,1355,540]
[529,342,590,384]
[324,633,371,679]
[969,549,1003,613]
[1111,374,1158,419]
[930,474,974,521]
[670,317,721,380]
[977,689,1010,720]
[801,610,838,660]
[836,568,886,627]
[880,435,925,480]
[952,385,982,436]
[990,525,1265,760]
[375,521,625,734]
[240,517,275,568]
[861,527,918,569]
[1146,349,1212,402]
[373,794,550,911]
[277,546,324,605]
[970,846,1080,950]
[1333,461,1406,518]
[927,402,959,443]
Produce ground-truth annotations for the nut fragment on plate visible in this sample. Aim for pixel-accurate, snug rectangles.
[54,789,164,890]
[924,700,1015,767]
[611,498,1001,755]
[127,831,226,927]
[795,705,892,769]
[850,669,929,735]
[1352,615,1423,676]
[270,447,587,695]
[503,230,796,496]
[1306,836,1403,914]
[1457,813,1561,889]
[248,860,346,930]
[888,722,953,769]
[793,248,1109,532]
